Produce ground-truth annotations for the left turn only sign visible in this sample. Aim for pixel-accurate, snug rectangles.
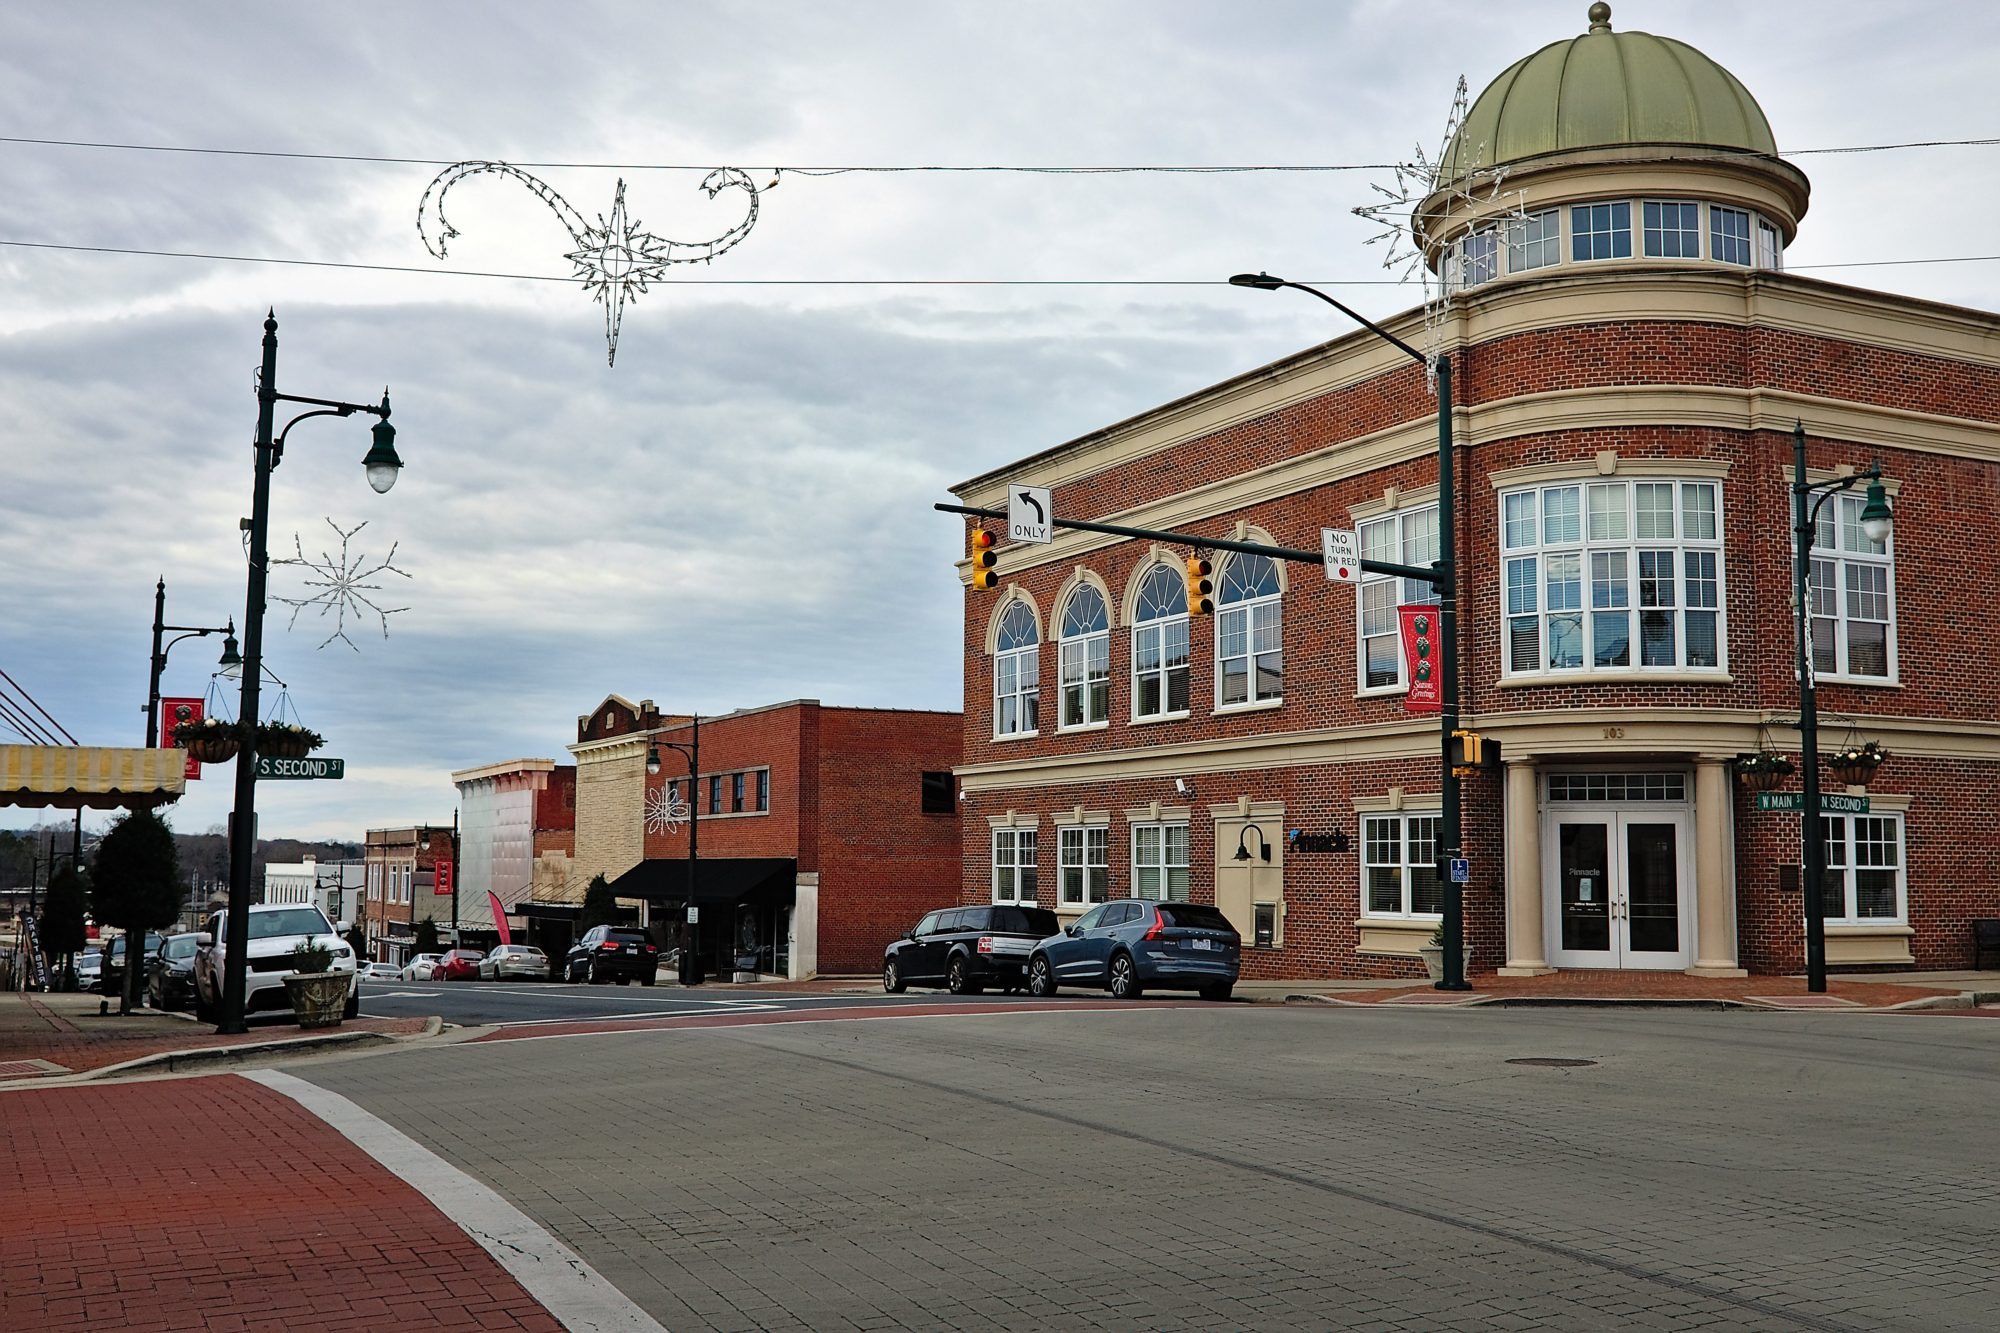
[1009,485,1053,545]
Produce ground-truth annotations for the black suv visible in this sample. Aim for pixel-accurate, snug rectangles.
[883,905,1061,995]
[100,931,164,999]
[564,925,661,985]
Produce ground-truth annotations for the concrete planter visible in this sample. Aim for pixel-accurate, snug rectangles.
[284,971,349,1028]
[1417,945,1475,983]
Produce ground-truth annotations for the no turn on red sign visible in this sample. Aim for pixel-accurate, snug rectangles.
[1321,528,1360,581]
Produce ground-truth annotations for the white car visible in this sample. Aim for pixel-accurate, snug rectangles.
[360,961,402,981]
[191,903,359,1022]
[403,953,444,981]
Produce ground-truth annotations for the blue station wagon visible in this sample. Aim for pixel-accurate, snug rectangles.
[1027,899,1240,1001]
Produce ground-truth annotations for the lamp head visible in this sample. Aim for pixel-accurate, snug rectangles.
[1859,475,1893,543]
[646,744,662,777]
[1228,272,1287,291]
[216,627,242,677]
[362,393,402,494]
[1232,844,1250,861]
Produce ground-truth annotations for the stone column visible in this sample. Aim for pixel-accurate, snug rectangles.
[1688,757,1747,976]
[1500,758,1554,975]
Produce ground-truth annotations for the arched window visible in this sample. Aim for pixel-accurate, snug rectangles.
[1057,585,1110,728]
[1132,564,1189,718]
[993,601,1040,737]
[1217,553,1282,706]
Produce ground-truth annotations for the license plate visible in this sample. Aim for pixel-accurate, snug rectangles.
[1191,938,1211,951]
[623,945,636,953]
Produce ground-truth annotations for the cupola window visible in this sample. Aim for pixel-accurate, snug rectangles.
[1710,207,1753,266]
[1571,202,1631,261]
[1641,201,1702,258]
[1506,209,1561,272]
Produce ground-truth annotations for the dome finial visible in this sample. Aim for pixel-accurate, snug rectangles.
[1587,3,1612,32]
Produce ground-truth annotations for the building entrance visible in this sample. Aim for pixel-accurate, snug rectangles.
[1541,773,1693,970]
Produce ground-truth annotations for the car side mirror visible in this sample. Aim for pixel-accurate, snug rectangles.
[194,932,214,947]
[1067,924,1083,937]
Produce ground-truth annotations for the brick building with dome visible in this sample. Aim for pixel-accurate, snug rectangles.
[948,4,2000,980]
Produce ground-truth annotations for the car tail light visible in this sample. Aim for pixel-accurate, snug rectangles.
[1143,911,1166,942]
[599,942,620,951]
[977,935,995,954]
[644,945,657,953]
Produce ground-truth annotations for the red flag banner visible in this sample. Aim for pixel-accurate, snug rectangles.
[160,696,203,780]
[488,891,512,947]
[1398,604,1442,714]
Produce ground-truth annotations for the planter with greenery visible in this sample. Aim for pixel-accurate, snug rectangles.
[1826,740,1887,788]
[1733,751,1795,793]
[172,717,240,764]
[1416,923,1475,984]
[254,722,324,759]
[282,940,347,1028]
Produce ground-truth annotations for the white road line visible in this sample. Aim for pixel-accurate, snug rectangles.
[248,1069,663,1333]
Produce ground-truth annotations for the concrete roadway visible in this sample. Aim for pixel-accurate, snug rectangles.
[300,1001,1999,1333]
[357,977,1032,1028]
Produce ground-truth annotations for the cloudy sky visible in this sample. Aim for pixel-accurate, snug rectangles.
[4,0,1997,841]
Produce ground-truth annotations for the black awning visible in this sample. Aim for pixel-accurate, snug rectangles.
[605,858,797,908]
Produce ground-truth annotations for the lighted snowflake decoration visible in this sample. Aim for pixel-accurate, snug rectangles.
[645,785,691,835]
[418,161,765,366]
[271,517,412,651]
[1351,75,1526,384]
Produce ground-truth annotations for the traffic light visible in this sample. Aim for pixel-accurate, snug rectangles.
[969,529,998,590]
[1184,554,1214,615]
[1450,729,1499,775]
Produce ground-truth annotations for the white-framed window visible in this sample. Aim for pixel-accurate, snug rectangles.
[1217,553,1282,706]
[1817,813,1904,924]
[1642,200,1702,258]
[1358,504,1440,691]
[993,828,1037,904]
[1571,201,1631,261]
[1506,208,1561,272]
[993,600,1040,737]
[1501,480,1725,675]
[1132,563,1190,719]
[1058,826,1110,908]
[1057,585,1110,728]
[1804,490,1896,681]
[368,864,380,901]
[1362,813,1441,918]
[1132,823,1189,902]
[1756,219,1783,270]
[1710,206,1752,266]
[1457,228,1498,289]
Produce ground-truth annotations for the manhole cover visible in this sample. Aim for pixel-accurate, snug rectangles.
[1505,1057,1597,1068]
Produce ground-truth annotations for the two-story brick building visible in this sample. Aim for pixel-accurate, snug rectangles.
[949,6,2000,980]
[564,695,960,977]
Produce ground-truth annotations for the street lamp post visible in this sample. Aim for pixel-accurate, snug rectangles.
[218,311,403,1035]
[646,713,700,984]
[1791,419,1893,994]
[1229,273,1468,990]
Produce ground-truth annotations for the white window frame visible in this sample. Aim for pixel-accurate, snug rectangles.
[1500,479,1728,678]
[1217,553,1282,708]
[1641,199,1703,259]
[993,828,1037,905]
[1710,205,1753,266]
[993,601,1040,738]
[1058,825,1110,908]
[1756,219,1783,270]
[1361,812,1443,919]
[1571,200,1631,262]
[1358,503,1440,694]
[1817,813,1905,925]
[1131,823,1190,902]
[1456,228,1498,290]
[1801,490,1898,684]
[1506,208,1561,273]
[1057,585,1110,730]
[1131,563,1190,721]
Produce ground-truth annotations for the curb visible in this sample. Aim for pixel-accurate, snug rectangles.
[71,1014,447,1082]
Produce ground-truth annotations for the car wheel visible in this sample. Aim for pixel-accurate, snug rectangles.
[1027,955,1057,997]
[947,956,972,995]
[640,973,655,987]
[883,959,906,993]
[1199,982,1233,1002]
[343,988,360,1020]
[1107,953,1143,999]
[193,982,215,1023]
[618,977,631,986]
[587,959,601,985]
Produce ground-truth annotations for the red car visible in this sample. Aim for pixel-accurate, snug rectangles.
[436,949,485,981]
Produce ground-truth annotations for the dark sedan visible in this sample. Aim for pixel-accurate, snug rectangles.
[1027,899,1239,1001]
[884,905,1060,995]
[147,932,201,1011]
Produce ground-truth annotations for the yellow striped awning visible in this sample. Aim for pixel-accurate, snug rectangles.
[0,745,188,810]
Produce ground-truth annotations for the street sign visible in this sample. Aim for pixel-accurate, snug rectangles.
[1009,485,1052,545]
[1449,857,1471,884]
[686,905,701,924]
[1321,527,1361,581]
[1755,792,1871,813]
[253,755,346,781]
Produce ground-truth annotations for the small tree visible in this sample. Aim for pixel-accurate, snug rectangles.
[412,918,441,955]
[91,809,183,1012]
[579,873,619,931]
[41,861,89,980]
[347,898,370,959]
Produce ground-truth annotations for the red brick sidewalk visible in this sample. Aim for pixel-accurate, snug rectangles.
[0,1074,563,1331]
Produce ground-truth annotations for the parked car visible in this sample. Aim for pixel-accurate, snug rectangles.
[191,903,360,1022]
[563,926,659,985]
[360,961,403,981]
[100,931,165,998]
[1027,899,1239,1001]
[71,952,103,992]
[479,944,550,981]
[883,905,1060,995]
[403,953,444,981]
[435,949,485,981]
[147,932,201,1011]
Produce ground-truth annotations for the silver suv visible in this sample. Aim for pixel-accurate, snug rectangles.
[192,903,359,1022]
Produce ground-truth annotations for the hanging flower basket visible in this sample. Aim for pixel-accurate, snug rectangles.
[171,718,239,764]
[254,722,324,759]
[1826,740,1887,788]
[1733,752,1794,793]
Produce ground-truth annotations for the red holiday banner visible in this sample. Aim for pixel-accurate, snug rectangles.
[159,696,204,779]
[1398,604,1442,714]
[434,858,454,897]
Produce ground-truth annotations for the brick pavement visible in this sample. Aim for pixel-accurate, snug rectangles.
[0,1073,565,1331]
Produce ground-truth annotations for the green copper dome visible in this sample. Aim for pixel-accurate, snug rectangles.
[1443,4,1777,178]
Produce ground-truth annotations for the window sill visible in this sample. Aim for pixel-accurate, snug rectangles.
[1356,685,1407,699]
[1057,721,1110,735]
[697,809,769,821]
[1823,922,1914,965]
[1130,711,1192,727]
[1215,698,1284,716]
[1494,670,1733,688]
[1812,676,1902,689]
[991,730,1041,743]
[1354,917,1442,958]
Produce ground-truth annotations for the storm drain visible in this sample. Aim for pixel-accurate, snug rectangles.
[1504,1057,1597,1068]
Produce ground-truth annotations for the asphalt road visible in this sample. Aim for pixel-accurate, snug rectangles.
[302,1002,2000,1333]
[358,977,1034,1027]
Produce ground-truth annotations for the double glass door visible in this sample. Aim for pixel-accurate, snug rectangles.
[1545,811,1689,969]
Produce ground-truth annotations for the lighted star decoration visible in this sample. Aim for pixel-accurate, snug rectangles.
[270,517,412,652]
[418,160,765,366]
[645,785,691,835]
[1351,76,1525,386]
